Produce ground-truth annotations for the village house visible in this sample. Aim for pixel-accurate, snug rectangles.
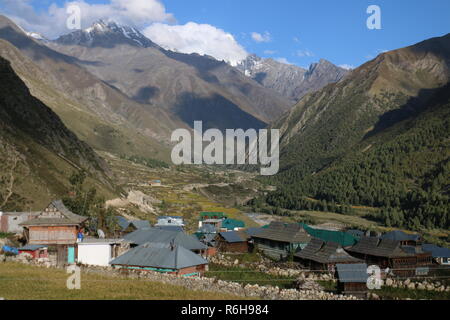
[123,227,208,256]
[335,263,369,298]
[216,228,264,253]
[110,242,208,277]
[77,238,129,267]
[18,244,48,259]
[0,211,40,234]
[219,218,245,232]
[156,216,185,228]
[252,222,311,260]
[149,180,162,187]
[116,216,151,234]
[19,200,88,266]
[422,244,450,265]
[216,231,250,253]
[294,238,363,271]
[346,236,432,277]
[381,230,422,246]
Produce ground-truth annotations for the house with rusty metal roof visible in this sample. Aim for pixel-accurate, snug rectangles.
[110,242,208,276]
[294,238,362,270]
[252,222,311,260]
[346,236,432,276]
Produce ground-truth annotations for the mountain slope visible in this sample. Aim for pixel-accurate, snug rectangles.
[263,33,450,230]
[236,55,349,102]
[49,20,291,130]
[0,56,112,210]
[0,15,183,160]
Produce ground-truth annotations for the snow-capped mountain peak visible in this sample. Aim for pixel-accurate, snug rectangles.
[26,32,48,42]
[55,19,157,48]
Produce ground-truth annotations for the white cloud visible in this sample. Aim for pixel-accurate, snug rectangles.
[1,0,174,39]
[293,37,300,43]
[251,31,271,43]
[296,49,315,58]
[339,64,354,70]
[143,22,248,66]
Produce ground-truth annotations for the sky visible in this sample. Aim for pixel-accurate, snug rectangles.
[1,0,450,69]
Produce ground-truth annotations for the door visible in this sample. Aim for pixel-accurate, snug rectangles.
[68,246,75,264]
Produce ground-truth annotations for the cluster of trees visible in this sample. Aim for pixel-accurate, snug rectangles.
[261,95,450,231]
[62,170,119,236]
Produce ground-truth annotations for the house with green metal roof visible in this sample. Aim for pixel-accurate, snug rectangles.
[299,223,358,247]
[220,218,245,231]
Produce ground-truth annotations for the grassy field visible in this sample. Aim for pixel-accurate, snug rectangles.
[0,262,243,300]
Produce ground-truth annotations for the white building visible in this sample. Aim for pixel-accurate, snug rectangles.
[77,239,128,266]
[156,216,185,227]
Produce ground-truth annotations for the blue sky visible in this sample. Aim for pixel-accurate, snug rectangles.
[2,0,450,69]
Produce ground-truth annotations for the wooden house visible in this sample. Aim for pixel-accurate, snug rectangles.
[110,242,208,277]
[19,200,88,266]
[336,263,368,298]
[216,228,264,253]
[380,230,422,246]
[346,236,432,277]
[294,238,363,271]
[252,222,311,260]
[422,244,450,265]
[216,231,250,253]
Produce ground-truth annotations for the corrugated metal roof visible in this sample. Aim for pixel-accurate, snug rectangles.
[115,216,130,230]
[156,226,184,232]
[300,223,358,247]
[221,219,245,230]
[130,220,151,229]
[110,242,208,269]
[295,238,362,264]
[20,200,87,226]
[336,263,368,283]
[124,228,207,251]
[252,222,311,243]
[381,230,421,242]
[422,244,450,258]
[347,236,412,258]
[20,244,47,251]
[219,231,246,243]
